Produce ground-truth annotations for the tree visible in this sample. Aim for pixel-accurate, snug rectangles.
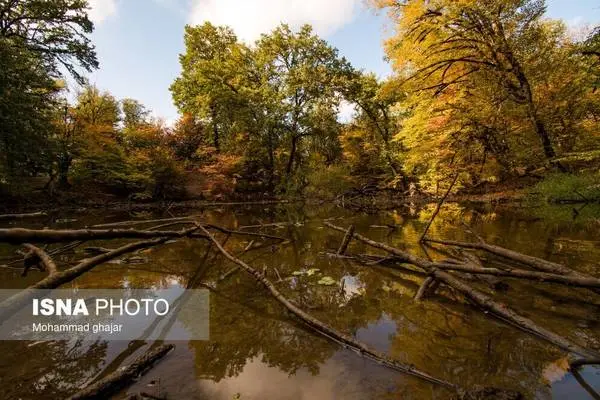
[0,38,59,184]
[0,0,98,186]
[122,98,150,129]
[171,22,242,154]
[341,71,408,185]
[378,0,563,163]
[255,24,348,180]
[172,23,351,192]
[170,114,205,161]
[0,0,98,83]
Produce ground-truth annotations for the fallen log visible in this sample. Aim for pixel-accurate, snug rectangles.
[197,225,457,390]
[92,216,201,228]
[0,211,48,221]
[67,344,174,400]
[423,262,600,289]
[414,276,436,301]
[0,238,170,320]
[336,225,355,255]
[204,224,287,242]
[420,173,459,243]
[325,222,599,360]
[424,238,582,277]
[22,244,58,276]
[0,226,205,244]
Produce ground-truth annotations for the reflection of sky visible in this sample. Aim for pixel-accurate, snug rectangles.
[551,366,600,399]
[129,346,414,400]
[355,313,397,354]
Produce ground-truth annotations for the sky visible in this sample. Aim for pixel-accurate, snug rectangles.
[83,0,600,124]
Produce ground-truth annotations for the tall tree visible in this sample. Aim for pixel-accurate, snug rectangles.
[378,0,563,163]
[255,24,349,179]
[0,0,98,184]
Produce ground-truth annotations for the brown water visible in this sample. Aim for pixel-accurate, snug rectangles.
[0,202,599,400]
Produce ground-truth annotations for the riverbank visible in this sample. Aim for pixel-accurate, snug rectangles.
[1,172,598,216]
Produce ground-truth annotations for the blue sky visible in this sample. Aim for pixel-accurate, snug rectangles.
[83,0,600,124]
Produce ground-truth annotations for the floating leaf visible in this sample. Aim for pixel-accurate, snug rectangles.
[306,268,320,276]
[318,276,336,286]
[292,270,305,276]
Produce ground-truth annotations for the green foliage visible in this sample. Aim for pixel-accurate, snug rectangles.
[304,162,354,199]
[0,0,98,83]
[0,39,58,184]
[171,22,350,192]
[529,172,600,203]
[0,0,97,187]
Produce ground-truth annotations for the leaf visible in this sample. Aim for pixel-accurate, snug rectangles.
[317,276,336,286]
[306,268,320,276]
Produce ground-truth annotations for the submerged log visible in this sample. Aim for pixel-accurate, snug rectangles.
[0,211,48,221]
[325,222,599,360]
[0,226,204,244]
[414,276,436,301]
[68,344,174,400]
[424,238,582,277]
[425,262,600,289]
[22,244,58,276]
[336,224,355,255]
[197,225,458,390]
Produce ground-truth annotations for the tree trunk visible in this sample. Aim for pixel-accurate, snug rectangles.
[57,153,72,188]
[267,129,275,189]
[210,104,220,153]
[286,135,298,177]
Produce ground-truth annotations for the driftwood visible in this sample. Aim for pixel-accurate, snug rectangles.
[0,238,170,320]
[423,261,600,289]
[197,225,458,390]
[419,173,459,243]
[336,225,355,255]
[414,276,436,301]
[22,244,58,276]
[325,222,598,360]
[68,344,174,400]
[0,226,204,244]
[0,211,48,221]
[424,238,583,277]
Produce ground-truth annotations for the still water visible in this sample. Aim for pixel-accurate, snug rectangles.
[0,202,598,399]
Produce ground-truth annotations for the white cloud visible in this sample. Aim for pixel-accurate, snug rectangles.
[87,0,117,25]
[338,99,356,123]
[189,0,361,42]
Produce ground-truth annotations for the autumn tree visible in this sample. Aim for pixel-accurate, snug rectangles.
[378,0,565,163]
[340,71,409,186]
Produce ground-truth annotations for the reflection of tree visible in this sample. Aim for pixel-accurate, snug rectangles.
[2,205,599,399]
[0,339,106,399]
[185,277,336,382]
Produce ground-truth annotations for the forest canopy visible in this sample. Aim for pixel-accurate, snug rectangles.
[1,0,599,203]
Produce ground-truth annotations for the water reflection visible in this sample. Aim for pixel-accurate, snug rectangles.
[0,203,599,399]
